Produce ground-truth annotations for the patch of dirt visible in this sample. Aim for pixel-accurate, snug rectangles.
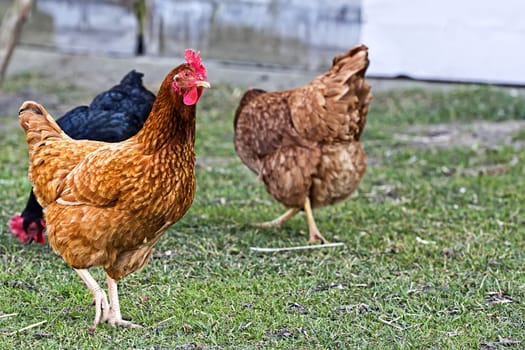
[265,327,307,340]
[394,120,525,148]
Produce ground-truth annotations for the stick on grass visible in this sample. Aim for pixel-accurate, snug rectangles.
[0,313,17,320]
[250,242,345,253]
[8,320,47,336]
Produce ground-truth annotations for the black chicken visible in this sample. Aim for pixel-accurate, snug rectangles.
[9,70,155,244]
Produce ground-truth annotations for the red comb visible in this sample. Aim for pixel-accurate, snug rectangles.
[185,49,206,78]
[8,214,29,243]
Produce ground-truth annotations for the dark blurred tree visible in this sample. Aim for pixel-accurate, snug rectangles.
[134,0,147,55]
[110,0,148,55]
[0,0,33,87]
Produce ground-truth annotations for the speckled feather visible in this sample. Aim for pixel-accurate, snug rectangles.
[234,44,371,209]
[19,63,199,281]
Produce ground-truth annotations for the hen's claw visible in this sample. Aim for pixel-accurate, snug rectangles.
[92,288,110,326]
[108,318,143,328]
[308,230,329,244]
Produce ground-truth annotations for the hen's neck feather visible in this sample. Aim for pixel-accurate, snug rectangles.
[135,71,196,152]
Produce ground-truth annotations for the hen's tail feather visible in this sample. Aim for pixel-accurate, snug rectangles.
[19,101,67,155]
[328,45,370,96]
[288,44,371,143]
[326,44,372,140]
[332,45,369,70]
[119,69,144,87]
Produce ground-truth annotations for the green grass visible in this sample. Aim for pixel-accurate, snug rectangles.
[0,78,523,349]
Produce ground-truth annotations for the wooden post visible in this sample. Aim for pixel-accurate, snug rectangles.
[0,0,33,87]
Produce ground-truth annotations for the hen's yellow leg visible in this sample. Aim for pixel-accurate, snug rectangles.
[74,269,109,326]
[253,208,299,228]
[304,197,328,244]
[106,274,142,328]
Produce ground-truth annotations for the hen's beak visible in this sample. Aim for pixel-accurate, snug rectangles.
[196,80,211,88]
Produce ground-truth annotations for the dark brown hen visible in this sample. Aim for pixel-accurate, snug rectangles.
[234,44,372,243]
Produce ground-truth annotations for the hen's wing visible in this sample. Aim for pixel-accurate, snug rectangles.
[57,70,155,142]
[288,44,371,143]
[234,90,321,207]
[56,143,153,212]
[234,89,313,175]
[30,139,105,207]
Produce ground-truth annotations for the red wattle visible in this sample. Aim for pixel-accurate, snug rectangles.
[183,87,199,106]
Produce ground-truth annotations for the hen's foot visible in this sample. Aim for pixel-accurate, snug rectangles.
[309,230,329,244]
[253,208,299,228]
[92,288,111,326]
[106,314,142,328]
[105,274,142,328]
[93,290,110,325]
[75,269,110,326]
[304,197,329,244]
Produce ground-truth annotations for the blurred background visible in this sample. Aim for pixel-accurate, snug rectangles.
[2,0,524,87]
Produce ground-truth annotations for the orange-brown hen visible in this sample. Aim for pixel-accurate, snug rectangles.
[18,50,210,328]
[234,44,371,244]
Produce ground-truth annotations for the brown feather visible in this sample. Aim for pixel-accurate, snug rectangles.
[234,44,372,233]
